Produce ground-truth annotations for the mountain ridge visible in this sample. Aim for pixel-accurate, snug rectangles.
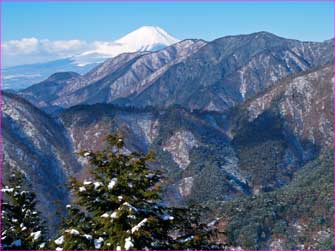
[3,26,179,90]
[2,91,81,234]
[19,31,333,113]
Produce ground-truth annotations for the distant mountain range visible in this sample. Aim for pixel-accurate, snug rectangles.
[20,31,332,114]
[2,26,179,90]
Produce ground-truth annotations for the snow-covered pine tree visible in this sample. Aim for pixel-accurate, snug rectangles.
[52,134,209,250]
[1,171,47,250]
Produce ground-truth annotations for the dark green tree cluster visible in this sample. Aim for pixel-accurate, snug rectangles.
[208,150,334,250]
[1,171,47,250]
[50,134,210,250]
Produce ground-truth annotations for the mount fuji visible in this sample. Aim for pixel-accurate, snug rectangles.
[3,26,179,90]
[73,26,179,66]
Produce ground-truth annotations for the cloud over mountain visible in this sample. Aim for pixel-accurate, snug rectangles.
[3,38,88,66]
[2,26,179,67]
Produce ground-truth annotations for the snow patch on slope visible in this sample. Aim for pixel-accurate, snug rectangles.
[178,177,194,197]
[137,119,159,144]
[163,130,199,169]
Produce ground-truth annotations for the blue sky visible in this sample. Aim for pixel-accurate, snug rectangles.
[2,1,333,66]
[3,1,334,42]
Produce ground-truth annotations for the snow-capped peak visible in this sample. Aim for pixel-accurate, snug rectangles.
[115,26,179,50]
[72,26,179,66]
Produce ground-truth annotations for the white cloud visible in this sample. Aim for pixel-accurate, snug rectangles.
[2,37,91,67]
[2,38,133,67]
[2,38,127,67]
[40,39,87,53]
[3,37,40,55]
[2,26,178,67]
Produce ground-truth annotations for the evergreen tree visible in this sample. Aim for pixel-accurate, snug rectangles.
[1,171,47,250]
[51,134,210,250]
